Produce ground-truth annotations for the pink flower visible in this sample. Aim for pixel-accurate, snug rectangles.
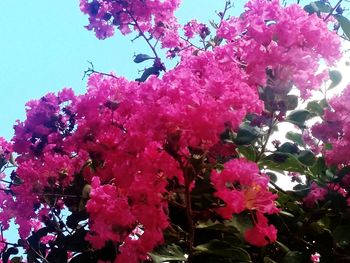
[245,212,277,246]
[303,182,328,208]
[212,158,279,219]
[311,252,321,263]
[79,0,182,48]
[216,0,341,98]
[183,20,207,39]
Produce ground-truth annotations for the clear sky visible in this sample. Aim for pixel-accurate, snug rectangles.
[0,0,246,141]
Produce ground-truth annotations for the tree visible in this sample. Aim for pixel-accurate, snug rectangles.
[0,0,350,262]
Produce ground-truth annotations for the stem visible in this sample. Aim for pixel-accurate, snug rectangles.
[269,180,287,194]
[164,143,194,261]
[218,1,232,29]
[183,165,194,263]
[179,36,205,51]
[0,179,12,184]
[0,240,21,247]
[324,0,342,21]
[256,117,276,162]
[83,61,118,80]
[125,9,159,59]
[38,193,82,199]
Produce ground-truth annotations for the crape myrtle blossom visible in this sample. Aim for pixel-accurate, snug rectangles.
[312,84,350,166]
[0,137,12,162]
[216,0,341,98]
[244,211,278,247]
[0,0,345,261]
[79,0,182,48]
[211,159,279,217]
[311,252,321,263]
[80,46,264,258]
[303,182,328,208]
[183,19,209,39]
[9,44,263,261]
[305,85,350,208]
[303,180,350,209]
[211,158,279,246]
[0,139,16,232]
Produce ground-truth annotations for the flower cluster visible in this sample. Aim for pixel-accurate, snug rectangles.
[308,85,350,208]
[78,47,263,259]
[183,19,209,39]
[312,84,350,166]
[211,158,279,246]
[0,137,12,163]
[0,138,15,232]
[79,0,182,48]
[1,0,346,261]
[8,43,263,260]
[217,0,341,97]
[303,182,328,208]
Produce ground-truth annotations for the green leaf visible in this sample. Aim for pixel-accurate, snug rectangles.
[133,54,153,63]
[286,132,305,147]
[196,214,253,236]
[333,225,350,248]
[285,95,299,111]
[310,157,326,176]
[259,153,306,173]
[306,101,324,116]
[282,251,309,263]
[266,172,278,183]
[135,66,159,82]
[334,14,350,40]
[194,240,251,261]
[209,20,219,29]
[324,143,333,150]
[275,241,291,253]
[292,184,309,197]
[68,252,96,263]
[2,247,19,263]
[279,210,295,218]
[319,98,329,108]
[10,257,22,263]
[264,257,277,263]
[304,1,332,14]
[278,142,300,154]
[259,87,275,112]
[148,244,187,263]
[285,110,310,129]
[335,165,350,182]
[46,248,68,263]
[234,122,261,145]
[328,70,342,90]
[297,150,316,166]
[237,145,256,161]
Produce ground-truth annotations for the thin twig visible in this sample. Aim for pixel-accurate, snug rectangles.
[179,37,205,51]
[125,8,159,59]
[218,0,232,29]
[82,61,118,80]
[269,180,288,195]
[324,0,343,21]
[256,117,276,162]
[38,193,82,199]
[183,165,194,263]
[0,240,21,247]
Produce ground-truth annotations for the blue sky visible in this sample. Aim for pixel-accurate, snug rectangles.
[0,1,245,140]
